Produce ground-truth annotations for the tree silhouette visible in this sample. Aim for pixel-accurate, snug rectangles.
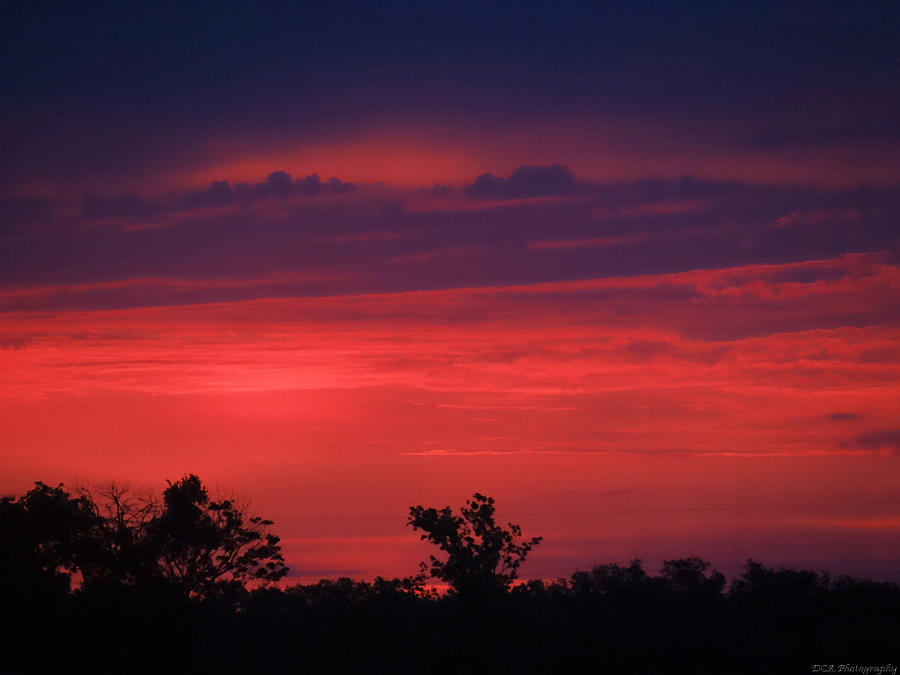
[0,474,287,600]
[146,474,288,597]
[5,477,900,674]
[75,482,159,590]
[408,492,541,597]
[0,481,98,599]
[660,556,726,596]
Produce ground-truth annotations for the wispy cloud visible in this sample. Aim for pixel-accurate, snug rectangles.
[528,234,650,251]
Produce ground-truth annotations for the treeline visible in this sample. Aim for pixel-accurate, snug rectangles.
[2,477,899,674]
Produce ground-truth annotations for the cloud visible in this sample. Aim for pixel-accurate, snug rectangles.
[0,335,31,350]
[3,255,899,405]
[2,251,899,353]
[4,173,900,317]
[242,172,355,200]
[826,413,860,421]
[854,430,900,451]
[528,234,650,251]
[772,209,860,229]
[80,171,356,220]
[465,164,580,200]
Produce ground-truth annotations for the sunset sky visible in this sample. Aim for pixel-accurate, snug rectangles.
[2,1,899,583]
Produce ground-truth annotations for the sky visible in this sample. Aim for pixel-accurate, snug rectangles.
[2,0,900,583]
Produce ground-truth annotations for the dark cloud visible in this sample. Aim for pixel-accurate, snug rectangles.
[425,184,456,198]
[185,181,234,208]
[465,165,580,200]
[253,170,294,198]
[826,413,861,421]
[0,335,32,350]
[854,430,900,451]
[235,172,355,201]
[81,172,356,220]
[205,172,355,202]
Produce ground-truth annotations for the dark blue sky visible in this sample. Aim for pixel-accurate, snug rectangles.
[2,1,898,191]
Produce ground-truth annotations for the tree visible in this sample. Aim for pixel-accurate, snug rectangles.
[408,493,541,597]
[0,482,98,600]
[0,475,288,600]
[569,559,649,596]
[145,474,288,598]
[76,481,159,590]
[660,556,726,596]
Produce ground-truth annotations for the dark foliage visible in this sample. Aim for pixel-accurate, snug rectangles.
[0,482,96,608]
[2,481,899,674]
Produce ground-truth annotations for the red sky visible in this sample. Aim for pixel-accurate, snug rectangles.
[3,240,900,582]
[3,1,900,584]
